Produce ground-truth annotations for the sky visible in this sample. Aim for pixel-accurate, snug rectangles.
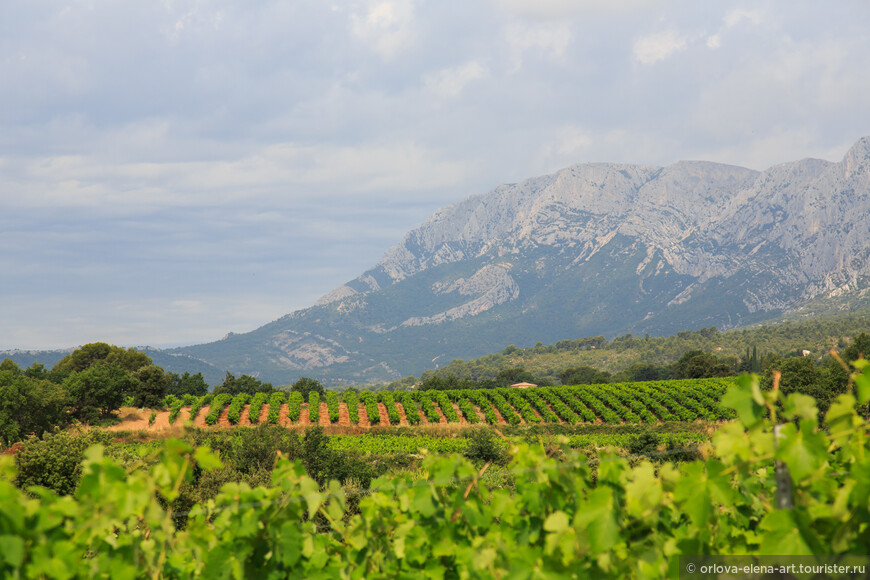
[2,0,870,350]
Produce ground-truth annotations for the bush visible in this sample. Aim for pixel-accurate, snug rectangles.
[201,424,303,476]
[15,431,112,495]
[462,426,509,465]
[626,432,661,456]
[302,426,373,488]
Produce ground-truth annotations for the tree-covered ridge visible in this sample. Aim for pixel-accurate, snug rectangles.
[396,310,870,386]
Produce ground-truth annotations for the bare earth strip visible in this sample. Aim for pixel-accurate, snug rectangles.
[376,402,390,426]
[298,404,311,426]
[452,402,469,425]
[337,403,352,426]
[358,404,371,427]
[395,403,409,426]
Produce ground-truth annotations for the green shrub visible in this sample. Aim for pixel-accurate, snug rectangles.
[462,426,509,465]
[15,431,112,495]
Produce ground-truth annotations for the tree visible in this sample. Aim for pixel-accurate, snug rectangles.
[672,350,734,379]
[0,358,21,375]
[763,355,839,414]
[24,363,49,380]
[214,372,273,396]
[843,332,870,363]
[0,371,27,444]
[290,377,325,399]
[166,372,209,397]
[53,342,152,375]
[558,365,611,385]
[63,363,137,423]
[618,362,670,382]
[0,371,70,445]
[133,365,170,408]
[495,367,537,387]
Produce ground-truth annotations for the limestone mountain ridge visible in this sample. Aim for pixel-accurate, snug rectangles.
[171,137,870,384]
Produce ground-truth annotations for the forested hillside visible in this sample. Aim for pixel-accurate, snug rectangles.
[396,310,870,386]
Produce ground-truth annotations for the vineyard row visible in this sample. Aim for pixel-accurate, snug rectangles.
[164,378,735,427]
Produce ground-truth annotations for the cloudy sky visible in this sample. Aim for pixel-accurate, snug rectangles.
[2,0,869,350]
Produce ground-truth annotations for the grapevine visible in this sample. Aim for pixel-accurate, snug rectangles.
[267,391,287,424]
[286,391,302,422]
[247,392,270,424]
[326,391,340,423]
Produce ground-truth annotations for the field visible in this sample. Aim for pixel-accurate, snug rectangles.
[122,378,735,435]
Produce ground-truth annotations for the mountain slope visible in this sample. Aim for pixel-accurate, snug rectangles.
[173,137,870,384]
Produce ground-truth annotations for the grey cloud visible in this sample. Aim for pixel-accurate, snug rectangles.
[2,0,869,349]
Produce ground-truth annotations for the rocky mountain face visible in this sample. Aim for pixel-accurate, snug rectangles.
[173,137,870,384]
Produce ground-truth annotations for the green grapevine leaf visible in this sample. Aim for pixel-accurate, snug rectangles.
[776,422,827,482]
[721,375,765,428]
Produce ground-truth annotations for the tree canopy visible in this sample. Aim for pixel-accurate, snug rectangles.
[214,372,273,396]
[52,342,152,375]
[290,377,325,399]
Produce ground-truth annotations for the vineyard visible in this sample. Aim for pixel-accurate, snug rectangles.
[3,370,870,578]
[148,378,735,431]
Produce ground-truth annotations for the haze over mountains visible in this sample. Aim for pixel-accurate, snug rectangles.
[156,137,870,384]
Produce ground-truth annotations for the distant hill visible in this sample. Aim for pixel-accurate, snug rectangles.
[171,137,870,384]
[409,309,870,385]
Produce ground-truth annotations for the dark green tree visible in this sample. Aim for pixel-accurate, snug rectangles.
[63,363,137,423]
[672,350,734,379]
[0,371,70,445]
[495,367,537,387]
[166,371,209,397]
[214,372,273,396]
[763,355,839,414]
[618,362,670,382]
[558,365,612,385]
[290,377,325,399]
[0,358,21,375]
[53,342,152,375]
[133,365,171,408]
[23,363,49,380]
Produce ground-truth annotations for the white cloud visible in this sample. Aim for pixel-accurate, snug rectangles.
[633,30,687,65]
[351,0,415,59]
[0,141,472,210]
[503,21,572,69]
[424,61,487,98]
[492,0,651,19]
[724,9,763,28]
[706,34,721,49]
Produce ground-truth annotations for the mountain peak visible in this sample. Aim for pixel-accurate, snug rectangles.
[844,136,870,178]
